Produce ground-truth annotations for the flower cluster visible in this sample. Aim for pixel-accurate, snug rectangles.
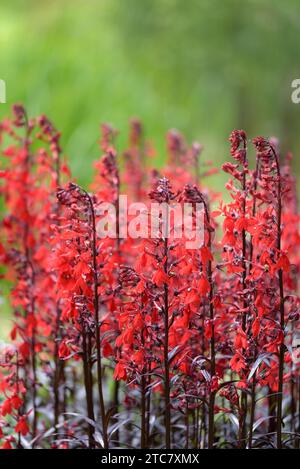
[0,109,299,449]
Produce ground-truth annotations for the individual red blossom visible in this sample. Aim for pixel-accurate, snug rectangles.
[152,268,169,286]
[58,341,71,360]
[230,352,247,373]
[113,362,127,381]
[1,438,14,450]
[251,317,260,338]
[234,327,248,350]
[1,399,12,417]
[198,276,210,296]
[10,395,23,411]
[15,417,29,436]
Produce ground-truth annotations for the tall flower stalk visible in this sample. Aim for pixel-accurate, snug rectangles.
[149,177,176,448]
[1,106,300,449]
[252,138,285,448]
[56,183,108,448]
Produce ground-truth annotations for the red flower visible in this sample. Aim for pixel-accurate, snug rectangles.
[234,327,248,350]
[58,341,71,360]
[133,350,144,365]
[1,399,12,416]
[251,317,260,338]
[10,395,23,411]
[152,269,169,286]
[198,277,210,296]
[113,362,127,381]
[230,352,247,373]
[15,417,29,436]
[1,439,13,449]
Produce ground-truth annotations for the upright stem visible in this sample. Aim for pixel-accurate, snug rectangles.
[53,308,62,429]
[204,203,216,449]
[15,352,22,449]
[163,235,171,448]
[146,372,151,446]
[248,375,256,449]
[297,377,300,448]
[239,148,248,449]
[290,366,296,436]
[113,176,121,445]
[53,152,63,431]
[200,311,207,448]
[25,225,38,446]
[81,326,95,449]
[277,275,285,449]
[195,405,200,448]
[271,146,285,449]
[22,115,38,445]
[141,374,147,448]
[30,308,38,446]
[87,193,109,449]
[185,398,190,449]
[140,326,147,449]
[248,159,259,449]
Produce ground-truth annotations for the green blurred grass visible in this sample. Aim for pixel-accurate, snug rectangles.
[1,0,300,338]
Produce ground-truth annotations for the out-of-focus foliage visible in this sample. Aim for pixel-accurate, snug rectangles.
[1,0,300,183]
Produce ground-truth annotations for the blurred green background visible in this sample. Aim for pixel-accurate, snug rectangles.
[1,0,300,335]
[1,0,300,183]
